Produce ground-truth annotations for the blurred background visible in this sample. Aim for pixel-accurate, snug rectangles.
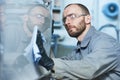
[0,0,120,80]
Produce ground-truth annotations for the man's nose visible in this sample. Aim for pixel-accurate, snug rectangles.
[64,17,71,25]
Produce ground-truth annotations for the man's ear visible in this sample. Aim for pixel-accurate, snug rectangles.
[85,15,91,24]
[22,14,32,37]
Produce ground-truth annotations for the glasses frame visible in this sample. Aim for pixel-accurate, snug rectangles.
[62,13,87,24]
[30,14,45,20]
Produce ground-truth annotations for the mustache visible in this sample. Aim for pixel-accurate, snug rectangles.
[65,25,76,30]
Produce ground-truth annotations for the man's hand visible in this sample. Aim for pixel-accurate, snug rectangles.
[36,30,54,71]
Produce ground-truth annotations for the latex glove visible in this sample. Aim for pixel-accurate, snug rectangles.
[36,30,54,71]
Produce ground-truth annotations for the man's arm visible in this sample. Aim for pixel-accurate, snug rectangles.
[52,37,119,79]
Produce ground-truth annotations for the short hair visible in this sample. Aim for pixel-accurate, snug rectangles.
[27,4,49,14]
[65,3,90,15]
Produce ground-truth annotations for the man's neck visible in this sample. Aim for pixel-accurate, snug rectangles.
[77,25,91,42]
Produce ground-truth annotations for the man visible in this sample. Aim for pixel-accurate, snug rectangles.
[22,4,51,53]
[2,4,51,80]
[35,3,120,80]
[13,3,51,69]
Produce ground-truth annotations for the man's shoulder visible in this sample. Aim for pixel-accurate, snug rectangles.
[91,29,119,46]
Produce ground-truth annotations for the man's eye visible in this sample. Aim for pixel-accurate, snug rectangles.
[70,14,76,19]
[37,15,44,18]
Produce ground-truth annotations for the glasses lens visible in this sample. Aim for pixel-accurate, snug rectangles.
[37,14,45,19]
[69,14,76,19]
[62,14,76,23]
[62,14,87,24]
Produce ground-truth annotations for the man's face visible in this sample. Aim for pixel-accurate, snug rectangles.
[63,4,87,38]
[27,6,49,32]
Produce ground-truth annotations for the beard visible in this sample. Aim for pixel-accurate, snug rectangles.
[67,22,86,38]
[27,20,44,33]
[27,20,34,33]
[27,18,50,33]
